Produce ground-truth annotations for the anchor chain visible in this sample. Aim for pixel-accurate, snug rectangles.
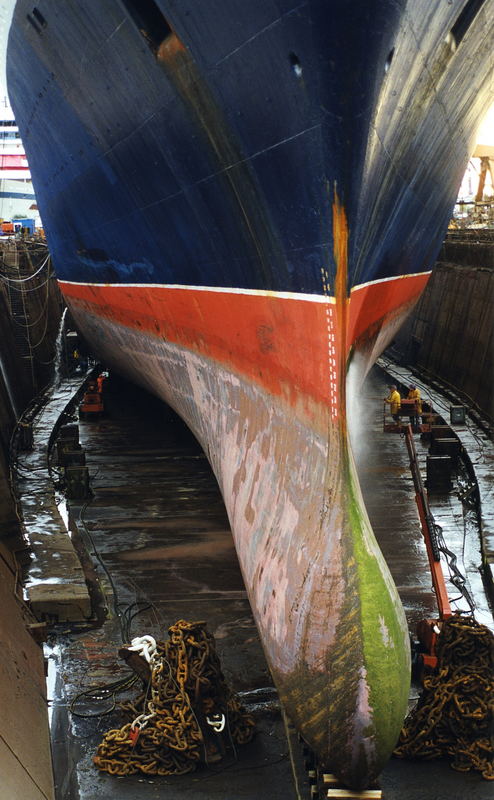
[93,619,255,776]
[394,614,494,780]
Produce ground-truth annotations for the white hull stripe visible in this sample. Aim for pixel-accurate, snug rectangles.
[59,270,431,303]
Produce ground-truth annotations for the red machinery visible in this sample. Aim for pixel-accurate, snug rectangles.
[404,423,452,670]
[79,379,104,419]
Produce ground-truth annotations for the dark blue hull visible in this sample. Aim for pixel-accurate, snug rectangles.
[8,1,493,295]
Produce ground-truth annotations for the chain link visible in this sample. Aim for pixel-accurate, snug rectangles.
[93,619,255,776]
[394,614,494,780]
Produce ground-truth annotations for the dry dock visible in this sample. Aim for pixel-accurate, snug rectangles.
[26,368,494,800]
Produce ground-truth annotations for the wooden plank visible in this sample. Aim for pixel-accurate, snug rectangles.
[0,738,51,800]
[0,559,55,799]
[323,773,382,798]
[326,790,382,799]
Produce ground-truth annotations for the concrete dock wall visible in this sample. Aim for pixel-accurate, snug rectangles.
[0,240,64,522]
[0,239,62,800]
[392,232,494,421]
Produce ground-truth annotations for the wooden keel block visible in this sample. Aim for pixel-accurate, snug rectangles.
[326,790,382,799]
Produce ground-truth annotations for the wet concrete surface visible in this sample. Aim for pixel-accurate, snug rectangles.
[48,375,293,800]
[379,357,494,591]
[42,369,493,799]
[12,375,92,620]
[355,369,493,632]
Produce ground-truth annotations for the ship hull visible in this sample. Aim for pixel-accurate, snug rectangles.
[59,269,426,785]
[62,276,417,786]
[7,0,494,788]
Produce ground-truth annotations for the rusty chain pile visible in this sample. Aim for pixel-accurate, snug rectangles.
[93,619,255,776]
[395,614,494,779]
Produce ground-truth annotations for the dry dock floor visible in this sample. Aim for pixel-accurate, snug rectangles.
[43,369,493,800]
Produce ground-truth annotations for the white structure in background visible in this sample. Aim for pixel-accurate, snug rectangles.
[0,0,40,226]
[0,94,40,225]
[457,104,494,202]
